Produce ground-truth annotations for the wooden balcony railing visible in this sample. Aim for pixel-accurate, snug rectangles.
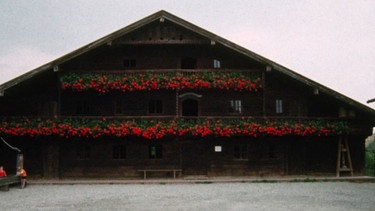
[59,69,263,93]
[0,115,350,139]
[69,69,260,75]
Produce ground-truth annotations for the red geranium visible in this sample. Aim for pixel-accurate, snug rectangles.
[0,118,348,139]
[60,71,262,93]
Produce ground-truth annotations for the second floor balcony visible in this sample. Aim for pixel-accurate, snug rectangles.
[58,69,262,93]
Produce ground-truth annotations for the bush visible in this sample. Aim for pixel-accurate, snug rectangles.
[365,150,375,176]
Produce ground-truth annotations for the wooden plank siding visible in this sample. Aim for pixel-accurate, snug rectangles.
[3,136,365,179]
[0,10,373,179]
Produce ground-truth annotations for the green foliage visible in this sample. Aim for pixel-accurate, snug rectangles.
[0,117,349,139]
[59,71,262,93]
[365,150,375,176]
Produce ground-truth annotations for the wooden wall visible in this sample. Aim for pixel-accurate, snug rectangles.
[1,135,365,179]
[0,21,370,179]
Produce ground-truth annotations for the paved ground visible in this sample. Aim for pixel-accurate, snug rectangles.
[26,175,375,185]
[1,178,375,211]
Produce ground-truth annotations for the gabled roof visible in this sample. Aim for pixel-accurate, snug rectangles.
[1,10,374,115]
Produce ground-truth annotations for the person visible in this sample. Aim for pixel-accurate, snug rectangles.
[17,167,27,188]
[0,166,6,177]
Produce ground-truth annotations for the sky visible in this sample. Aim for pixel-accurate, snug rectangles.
[0,0,374,110]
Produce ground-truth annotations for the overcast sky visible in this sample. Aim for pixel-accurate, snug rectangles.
[0,0,374,109]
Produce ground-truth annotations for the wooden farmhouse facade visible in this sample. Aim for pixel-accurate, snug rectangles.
[0,10,374,179]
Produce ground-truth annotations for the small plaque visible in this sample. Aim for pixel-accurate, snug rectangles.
[215,146,222,152]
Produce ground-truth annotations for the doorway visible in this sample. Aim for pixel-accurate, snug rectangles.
[182,99,198,116]
[182,141,208,175]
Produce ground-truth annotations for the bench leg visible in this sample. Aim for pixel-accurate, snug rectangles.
[0,185,9,191]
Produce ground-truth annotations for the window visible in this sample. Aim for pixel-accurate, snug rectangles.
[76,101,90,115]
[259,143,276,159]
[76,146,90,160]
[229,100,242,113]
[276,99,283,114]
[268,144,275,158]
[149,145,162,159]
[234,145,248,160]
[181,57,197,69]
[114,99,123,115]
[213,59,221,68]
[113,145,126,159]
[123,59,136,68]
[149,100,163,114]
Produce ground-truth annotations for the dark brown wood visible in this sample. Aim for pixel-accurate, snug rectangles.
[0,176,21,191]
[336,136,354,177]
[0,10,374,179]
[137,169,182,179]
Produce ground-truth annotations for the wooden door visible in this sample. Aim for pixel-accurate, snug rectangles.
[182,141,207,175]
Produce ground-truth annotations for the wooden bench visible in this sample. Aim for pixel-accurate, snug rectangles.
[0,175,21,191]
[138,169,182,179]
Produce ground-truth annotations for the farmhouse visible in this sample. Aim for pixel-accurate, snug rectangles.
[0,10,374,179]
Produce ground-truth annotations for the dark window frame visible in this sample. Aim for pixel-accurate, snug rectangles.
[181,57,197,69]
[123,59,136,68]
[234,145,248,160]
[113,145,126,159]
[76,101,90,115]
[229,99,242,114]
[148,99,163,114]
[276,99,283,114]
[149,144,163,159]
[76,146,91,160]
[114,99,123,115]
[213,59,221,68]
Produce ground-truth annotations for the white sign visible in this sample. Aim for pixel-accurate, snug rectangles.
[215,146,222,152]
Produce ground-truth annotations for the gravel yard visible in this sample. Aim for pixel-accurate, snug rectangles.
[1,182,375,211]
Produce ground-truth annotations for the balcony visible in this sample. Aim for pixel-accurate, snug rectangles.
[0,115,349,140]
[58,69,262,93]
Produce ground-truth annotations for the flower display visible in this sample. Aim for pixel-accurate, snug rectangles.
[0,117,348,139]
[59,71,262,93]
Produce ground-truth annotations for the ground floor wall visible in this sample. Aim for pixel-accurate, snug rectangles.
[0,135,366,179]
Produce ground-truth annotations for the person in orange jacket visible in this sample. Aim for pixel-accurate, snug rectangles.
[17,167,27,188]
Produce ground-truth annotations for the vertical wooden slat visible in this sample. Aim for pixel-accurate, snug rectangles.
[262,71,266,117]
[344,136,354,176]
[337,136,354,177]
[336,136,342,177]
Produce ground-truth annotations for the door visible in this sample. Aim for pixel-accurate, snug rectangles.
[182,141,207,175]
[182,99,198,116]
